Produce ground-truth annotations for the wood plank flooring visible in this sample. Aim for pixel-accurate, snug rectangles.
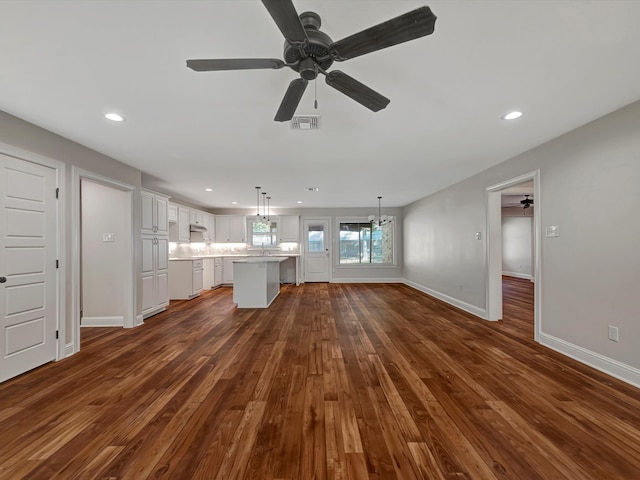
[2,279,640,479]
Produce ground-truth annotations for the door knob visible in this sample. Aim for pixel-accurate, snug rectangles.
[0,277,6,283]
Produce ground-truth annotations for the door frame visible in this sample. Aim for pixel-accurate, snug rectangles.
[486,170,541,341]
[0,142,66,360]
[301,216,332,283]
[72,167,136,354]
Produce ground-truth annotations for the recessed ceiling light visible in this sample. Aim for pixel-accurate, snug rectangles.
[205,188,213,192]
[502,111,523,120]
[297,201,303,204]
[231,201,238,205]
[104,113,125,122]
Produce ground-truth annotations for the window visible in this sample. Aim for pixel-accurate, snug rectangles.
[307,225,325,252]
[339,220,394,264]
[250,219,277,247]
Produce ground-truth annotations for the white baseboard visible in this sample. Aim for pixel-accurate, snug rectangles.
[540,333,640,389]
[135,314,144,327]
[64,343,75,358]
[80,316,124,327]
[502,271,533,280]
[332,277,405,284]
[403,280,487,318]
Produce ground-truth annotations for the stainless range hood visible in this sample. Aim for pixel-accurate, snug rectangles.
[189,224,207,232]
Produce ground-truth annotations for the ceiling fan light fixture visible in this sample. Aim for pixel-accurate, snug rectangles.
[502,110,524,120]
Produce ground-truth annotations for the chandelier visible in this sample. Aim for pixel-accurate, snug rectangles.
[368,196,392,226]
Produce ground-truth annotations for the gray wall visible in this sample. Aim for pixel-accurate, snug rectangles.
[0,110,142,351]
[403,100,640,383]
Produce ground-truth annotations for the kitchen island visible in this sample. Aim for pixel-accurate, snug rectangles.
[232,256,288,308]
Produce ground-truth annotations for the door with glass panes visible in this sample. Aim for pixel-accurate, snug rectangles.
[302,218,330,282]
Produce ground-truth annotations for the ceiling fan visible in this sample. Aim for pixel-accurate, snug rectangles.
[186,1,437,122]
[521,195,534,209]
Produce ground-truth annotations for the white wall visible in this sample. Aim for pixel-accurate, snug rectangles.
[502,208,533,279]
[403,100,640,385]
[81,179,131,325]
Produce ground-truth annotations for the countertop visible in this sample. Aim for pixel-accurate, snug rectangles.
[232,256,289,263]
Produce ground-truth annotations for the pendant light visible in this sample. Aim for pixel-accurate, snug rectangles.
[255,186,262,217]
[368,196,391,226]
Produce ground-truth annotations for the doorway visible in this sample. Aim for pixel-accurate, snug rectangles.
[302,218,331,282]
[72,168,136,353]
[486,171,541,341]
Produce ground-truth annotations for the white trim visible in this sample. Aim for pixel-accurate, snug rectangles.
[81,316,124,327]
[486,170,542,341]
[72,167,137,354]
[403,280,487,318]
[65,343,75,358]
[502,271,533,280]
[540,333,640,389]
[136,314,145,326]
[332,277,405,284]
[0,142,67,362]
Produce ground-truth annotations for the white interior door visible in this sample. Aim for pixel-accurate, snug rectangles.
[0,153,58,383]
[303,218,330,282]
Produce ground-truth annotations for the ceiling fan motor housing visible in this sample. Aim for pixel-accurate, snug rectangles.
[283,11,334,80]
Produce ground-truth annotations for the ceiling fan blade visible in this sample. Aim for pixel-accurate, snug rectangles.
[274,78,308,122]
[261,0,308,44]
[325,70,390,112]
[330,6,437,61]
[186,58,285,71]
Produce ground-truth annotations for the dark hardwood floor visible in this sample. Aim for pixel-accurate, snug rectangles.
[1,279,640,479]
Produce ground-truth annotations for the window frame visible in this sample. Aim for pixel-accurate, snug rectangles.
[335,216,396,267]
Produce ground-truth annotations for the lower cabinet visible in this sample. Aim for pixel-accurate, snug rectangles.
[142,235,169,318]
[169,259,203,299]
[203,257,224,289]
[222,257,235,284]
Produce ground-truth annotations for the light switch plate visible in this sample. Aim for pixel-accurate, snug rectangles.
[545,226,559,238]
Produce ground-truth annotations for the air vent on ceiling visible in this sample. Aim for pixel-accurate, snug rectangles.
[291,115,320,130]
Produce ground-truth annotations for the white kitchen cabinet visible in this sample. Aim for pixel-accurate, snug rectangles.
[203,257,223,288]
[168,203,178,223]
[202,213,214,242]
[278,215,300,243]
[169,258,203,299]
[214,257,223,286]
[203,258,215,289]
[141,189,169,236]
[141,235,169,318]
[222,257,235,284]
[215,215,246,243]
[190,209,205,228]
[169,206,191,243]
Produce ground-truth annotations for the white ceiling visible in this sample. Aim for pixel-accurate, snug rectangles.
[2,1,640,210]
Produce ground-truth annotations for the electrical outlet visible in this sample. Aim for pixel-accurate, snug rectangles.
[102,233,115,242]
[608,325,619,342]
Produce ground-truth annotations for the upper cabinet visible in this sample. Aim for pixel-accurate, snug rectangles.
[169,205,191,243]
[215,215,246,243]
[278,215,300,243]
[141,189,170,236]
[168,203,178,223]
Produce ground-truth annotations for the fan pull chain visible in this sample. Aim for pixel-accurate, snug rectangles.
[314,65,318,109]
